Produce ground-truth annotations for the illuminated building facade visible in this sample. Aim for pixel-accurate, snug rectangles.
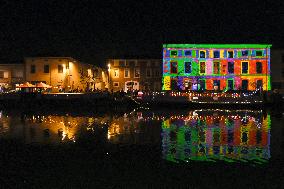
[106,59,162,92]
[0,62,24,90]
[162,44,272,91]
[25,57,108,91]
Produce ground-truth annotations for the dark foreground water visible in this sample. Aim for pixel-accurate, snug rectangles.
[0,108,283,188]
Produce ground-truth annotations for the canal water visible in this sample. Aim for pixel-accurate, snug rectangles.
[1,109,283,164]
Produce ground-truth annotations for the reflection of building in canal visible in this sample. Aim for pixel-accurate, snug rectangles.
[161,111,271,163]
[108,113,161,145]
[0,113,111,144]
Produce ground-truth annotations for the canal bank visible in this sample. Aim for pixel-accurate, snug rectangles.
[0,93,139,111]
[0,92,283,111]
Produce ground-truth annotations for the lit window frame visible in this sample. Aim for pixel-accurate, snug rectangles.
[227,62,234,74]
[124,68,130,78]
[199,61,206,74]
[30,65,36,74]
[170,50,178,57]
[241,61,249,74]
[113,69,119,78]
[199,50,206,58]
[213,61,220,74]
[255,50,263,57]
[58,65,63,73]
[213,50,220,58]
[134,68,140,78]
[256,62,263,74]
[170,62,178,74]
[184,61,192,74]
[184,50,192,56]
[227,50,234,58]
[44,64,50,73]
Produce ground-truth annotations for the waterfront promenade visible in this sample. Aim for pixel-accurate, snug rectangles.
[0,90,283,110]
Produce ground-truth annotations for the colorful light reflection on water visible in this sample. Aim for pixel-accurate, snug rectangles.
[161,109,271,164]
[0,109,274,164]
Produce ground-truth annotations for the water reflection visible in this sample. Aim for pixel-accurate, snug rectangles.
[0,109,276,164]
[161,110,271,164]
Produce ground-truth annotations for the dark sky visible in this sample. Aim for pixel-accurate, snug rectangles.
[1,0,284,66]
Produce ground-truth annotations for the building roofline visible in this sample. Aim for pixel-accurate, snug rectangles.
[106,58,161,61]
[24,57,78,61]
[0,63,24,66]
[163,44,272,48]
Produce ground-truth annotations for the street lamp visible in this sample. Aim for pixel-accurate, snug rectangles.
[108,63,111,90]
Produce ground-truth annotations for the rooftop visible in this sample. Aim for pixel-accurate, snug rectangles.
[163,44,272,49]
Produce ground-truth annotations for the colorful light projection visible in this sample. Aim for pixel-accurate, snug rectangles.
[162,44,272,91]
[161,109,271,164]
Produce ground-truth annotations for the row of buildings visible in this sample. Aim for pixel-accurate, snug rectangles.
[0,57,163,92]
[1,44,284,92]
[0,57,109,92]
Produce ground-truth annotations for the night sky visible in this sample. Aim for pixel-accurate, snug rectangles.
[1,0,284,66]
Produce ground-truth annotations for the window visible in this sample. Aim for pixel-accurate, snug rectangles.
[199,51,206,58]
[213,80,220,90]
[12,70,23,78]
[228,62,234,74]
[256,50,263,56]
[31,65,36,73]
[4,72,8,78]
[146,69,151,77]
[184,50,191,56]
[87,69,92,77]
[170,62,178,73]
[0,71,8,78]
[242,62,248,74]
[44,65,49,73]
[199,62,206,74]
[134,68,140,78]
[119,61,124,66]
[241,50,249,56]
[155,69,160,77]
[113,82,119,87]
[241,80,248,90]
[199,80,206,90]
[170,50,178,56]
[228,51,234,58]
[213,62,220,74]
[256,62,262,74]
[227,80,234,90]
[213,51,220,58]
[184,62,191,74]
[135,61,139,67]
[114,69,119,78]
[125,61,129,67]
[147,62,151,67]
[129,61,135,66]
[58,65,63,73]
[124,68,130,78]
[256,80,263,89]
